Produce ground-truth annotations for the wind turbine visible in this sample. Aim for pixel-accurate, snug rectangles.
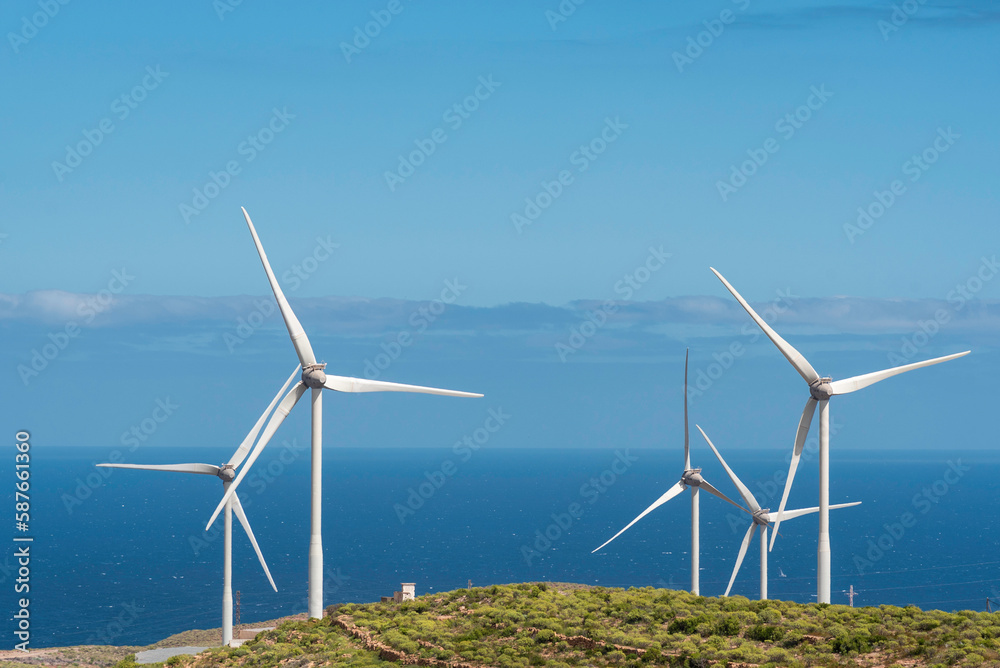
[710,267,969,603]
[98,368,298,646]
[592,349,748,595]
[697,425,860,600]
[207,207,483,619]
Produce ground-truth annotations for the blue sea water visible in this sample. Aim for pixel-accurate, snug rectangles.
[9,446,1000,648]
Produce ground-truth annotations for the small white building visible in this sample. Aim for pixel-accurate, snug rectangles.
[381,582,415,603]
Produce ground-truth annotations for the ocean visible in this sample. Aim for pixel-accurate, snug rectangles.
[11,445,1000,648]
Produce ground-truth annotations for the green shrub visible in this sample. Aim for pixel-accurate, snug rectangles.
[112,655,137,668]
[668,615,708,635]
[831,631,873,654]
[713,615,742,636]
[746,624,785,642]
[781,631,804,647]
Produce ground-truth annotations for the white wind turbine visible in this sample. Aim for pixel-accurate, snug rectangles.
[592,349,748,595]
[710,267,969,603]
[207,207,482,619]
[697,425,860,600]
[98,368,298,646]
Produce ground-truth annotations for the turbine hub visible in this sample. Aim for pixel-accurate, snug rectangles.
[809,377,833,400]
[753,509,769,526]
[302,363,327,389]
[218,465,236,482]
[681,468,703,487]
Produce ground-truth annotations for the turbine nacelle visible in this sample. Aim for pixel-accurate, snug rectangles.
[753,508,770,526]
[809,378,834,401]
[302,363,328,389]
[218,465,236,483]
[681,468,704,487]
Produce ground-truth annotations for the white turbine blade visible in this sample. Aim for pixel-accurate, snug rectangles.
[228,365,301,468]
[696,425,760,512]
[698,479,753,515]
[683,348,690,471]
[231,490,278,592]
[769,397,817,551]
[828,351,970,395]
[323,374,482,398]
[725,523,757,597]
[777,501,861,522]
[241,207,317,367]
[591,481,685,553]
[710,268,820,385]
[97,463,220,476]
[206,381,307,530]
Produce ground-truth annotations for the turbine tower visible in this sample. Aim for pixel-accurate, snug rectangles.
[592,349,747,595]
[710,267,968,603]
[208,208,482,619]
[697,425,860,600]
[98,368,297,645]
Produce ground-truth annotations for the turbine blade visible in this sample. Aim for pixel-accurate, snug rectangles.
[591,481,685,553]
[323,374,482,398]
[769,397,817,551]
[725,523,756,597]
[96,463,220,476]
[710,268,820,384]
[777,501,861,521]
[231,491,278,592]
[683,348,690,471]
[828,351,970,395]
[206,381,307,530]
[228,365,301,468]
[241,207,317,366]
[698,479,753,516]
[696,425,760,512]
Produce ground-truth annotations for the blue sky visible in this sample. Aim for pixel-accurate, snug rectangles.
[1,0,998,452]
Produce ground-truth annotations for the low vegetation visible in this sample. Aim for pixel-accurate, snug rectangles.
[143,582,1000,667]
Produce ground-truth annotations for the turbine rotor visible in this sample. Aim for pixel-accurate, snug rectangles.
[302,363,328,389]
[681,468,703,486]
[809,377,834,400]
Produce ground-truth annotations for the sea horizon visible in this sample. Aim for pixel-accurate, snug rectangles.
[13,446,999,648]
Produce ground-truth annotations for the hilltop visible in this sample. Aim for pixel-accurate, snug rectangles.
[0,615,307,668]
[105,582,1000,667]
